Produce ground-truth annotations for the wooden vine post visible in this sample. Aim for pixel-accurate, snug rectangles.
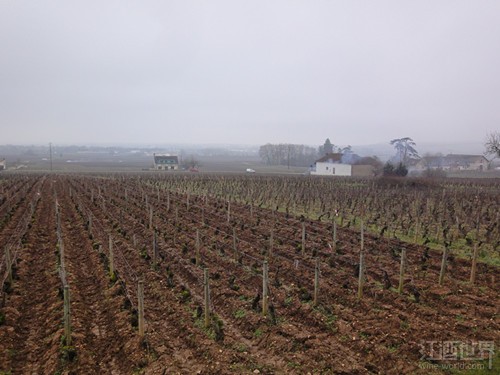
[414,219,419,244]
[59,238,66,271]
[357,250,365,300]
[152,231,158,267]
[313,258,320,306]
[196,229,201,265]
[470,243,479,284]
[439,246,449,286]
[138,280,145,337]
[301,222,306,255]
[204,268,210,328]
[332,219,337,249]
[63,285,71,345]
[360,220,364,252]
[356,220,366,300]
[149,206,153,230]
[227,199,231,223]
[262,260,269,315]
[398,248,407,293]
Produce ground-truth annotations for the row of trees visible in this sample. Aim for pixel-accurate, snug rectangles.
[258,144,318,167]
[259,138,357,167]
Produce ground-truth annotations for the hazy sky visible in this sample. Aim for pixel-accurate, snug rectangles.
[1,1,499,147]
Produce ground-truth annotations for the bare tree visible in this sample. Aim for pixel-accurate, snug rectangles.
[259,143,317,166]
[484,131,500,161]
[390,137,420,165]
[182,155,201,169]
[259,144,273,165]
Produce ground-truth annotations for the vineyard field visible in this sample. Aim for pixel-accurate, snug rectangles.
[0,173,498,374]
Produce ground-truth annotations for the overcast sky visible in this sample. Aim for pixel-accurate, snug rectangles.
[1,1,499,147]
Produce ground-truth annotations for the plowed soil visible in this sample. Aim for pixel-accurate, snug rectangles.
[0,174,498,374]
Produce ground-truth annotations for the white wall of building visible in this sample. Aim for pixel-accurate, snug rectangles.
[311,162,351,176]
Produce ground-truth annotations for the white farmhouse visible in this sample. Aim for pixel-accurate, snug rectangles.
[311,153,352,176]
[154,154,179,170]
[416,154,489,172]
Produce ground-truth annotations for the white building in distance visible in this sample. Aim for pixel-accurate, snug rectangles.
[153,154,179,171]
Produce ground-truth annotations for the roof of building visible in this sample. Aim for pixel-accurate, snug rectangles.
[444,154,487,162]
[315,153,343,163]
[353,156,379,166]
[154,154,179,164]
[419,154,488,167]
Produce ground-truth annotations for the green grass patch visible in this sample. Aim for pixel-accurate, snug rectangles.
[254,328,263,338]
[233,309,246,319]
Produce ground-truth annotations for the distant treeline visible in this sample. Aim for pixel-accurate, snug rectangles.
[258,143,318,167]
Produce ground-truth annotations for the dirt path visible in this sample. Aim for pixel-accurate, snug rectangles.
[56,179,141,374]
[0,178,62,374]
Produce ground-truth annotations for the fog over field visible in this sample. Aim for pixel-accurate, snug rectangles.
[1,1,499,148]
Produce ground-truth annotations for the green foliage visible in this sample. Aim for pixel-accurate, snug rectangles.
[287,361,301,369]
[383,162,408,177]
[254,328,263,338]
[299,287,312,302]
[211,315,224,342]
[234,343,248,353]
[140,248,150,260]
[233,309,246,319]
[449,351,499,374]
[178,288,191,303]
[387,344,399,353]
[60,345,77,362]
[193,312,224,342]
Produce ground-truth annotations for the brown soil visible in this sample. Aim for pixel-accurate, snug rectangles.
[0,175,498,374]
